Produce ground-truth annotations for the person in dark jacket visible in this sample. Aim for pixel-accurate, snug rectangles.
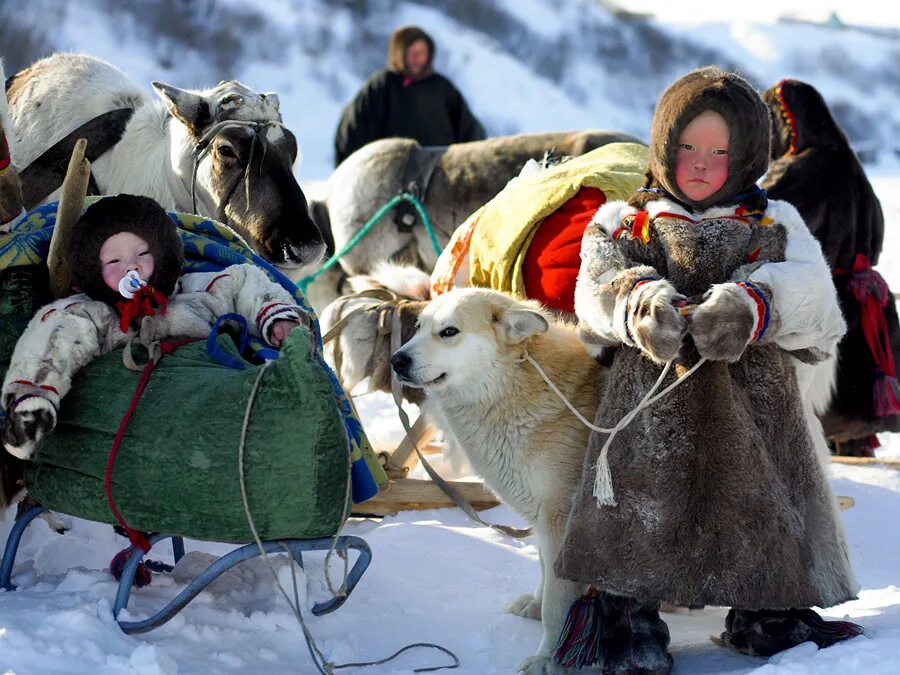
[763,79,896,456]
[333,25,486,167]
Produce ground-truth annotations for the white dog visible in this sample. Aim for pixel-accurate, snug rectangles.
[391,288,606,674]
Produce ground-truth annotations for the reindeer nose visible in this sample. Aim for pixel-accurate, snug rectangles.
[391,351,411,376]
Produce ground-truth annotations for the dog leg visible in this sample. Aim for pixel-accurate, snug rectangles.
[518,514,584,673]
[506,547,543,620]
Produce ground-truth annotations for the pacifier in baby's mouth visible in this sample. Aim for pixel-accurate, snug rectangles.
[118,270,147,299]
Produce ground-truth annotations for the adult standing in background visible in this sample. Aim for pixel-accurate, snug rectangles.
[333,25,486,167]
[762,78,893,457]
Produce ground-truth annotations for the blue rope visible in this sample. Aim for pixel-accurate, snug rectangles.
[297,192,441,294]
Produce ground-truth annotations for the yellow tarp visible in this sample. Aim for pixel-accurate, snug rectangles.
[433,142,648,298]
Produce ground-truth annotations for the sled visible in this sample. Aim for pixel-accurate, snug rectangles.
[0,140,385,632]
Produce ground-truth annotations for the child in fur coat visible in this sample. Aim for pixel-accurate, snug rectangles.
[1,194,309,463]
[552,68,861,674]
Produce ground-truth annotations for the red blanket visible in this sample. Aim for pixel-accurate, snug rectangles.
[523,187,606,313]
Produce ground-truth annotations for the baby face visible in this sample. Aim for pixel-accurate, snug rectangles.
[100,231,154,292]
[675,110,730,203]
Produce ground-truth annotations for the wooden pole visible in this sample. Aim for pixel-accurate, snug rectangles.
[831,456,900,469]
[352,478,500,516]
[47,138,91,299]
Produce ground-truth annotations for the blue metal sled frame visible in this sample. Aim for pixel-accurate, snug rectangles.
[1,506,372,634]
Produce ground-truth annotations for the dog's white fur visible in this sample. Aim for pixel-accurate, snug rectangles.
[392,288,606,674]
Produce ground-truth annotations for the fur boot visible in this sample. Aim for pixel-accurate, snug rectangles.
[600,594,673,675]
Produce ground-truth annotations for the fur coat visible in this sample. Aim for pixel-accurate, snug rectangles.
[1,263,307,414]
[763,79,899,441]
[554,197,858,610]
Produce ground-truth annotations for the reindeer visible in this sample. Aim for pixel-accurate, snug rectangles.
[6,53,324,276]
[306,130,642,309]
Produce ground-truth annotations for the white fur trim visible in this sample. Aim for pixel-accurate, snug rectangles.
[362,262,431,300]
[749,199,846,352]
[591,201,636,238]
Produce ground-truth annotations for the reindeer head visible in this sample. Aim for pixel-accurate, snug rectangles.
[151,79,325,273]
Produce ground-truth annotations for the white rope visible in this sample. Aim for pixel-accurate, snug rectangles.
[523,353,708,507]
[237,356,458,673]
[237,361,335,674]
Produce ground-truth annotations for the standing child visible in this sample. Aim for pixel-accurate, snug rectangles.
[1,194,308,460]
[553,68,860,674]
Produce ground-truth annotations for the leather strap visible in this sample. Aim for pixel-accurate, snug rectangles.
[20,108,135,209]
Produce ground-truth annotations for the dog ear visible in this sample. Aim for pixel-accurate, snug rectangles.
[498,308,549,345]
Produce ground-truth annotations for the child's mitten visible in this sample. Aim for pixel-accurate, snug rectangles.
[2,395,57,460]
[690,282,771,362]
[624,278,687,363]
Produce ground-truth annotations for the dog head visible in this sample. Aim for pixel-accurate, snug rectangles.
[391,289,549,401]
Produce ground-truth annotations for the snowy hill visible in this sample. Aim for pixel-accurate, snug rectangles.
[2,0,899,181]
[2,4,900,674]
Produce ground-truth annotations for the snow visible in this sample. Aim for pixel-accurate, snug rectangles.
[3,182,900,673]
[4,3,900,673]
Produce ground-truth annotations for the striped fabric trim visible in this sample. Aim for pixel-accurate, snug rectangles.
[10,393,59,414]
[256,302,302,343]
[12,380,59,395]
[738,281,770,342]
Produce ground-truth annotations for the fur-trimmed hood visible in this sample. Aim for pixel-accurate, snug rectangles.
[386,25,435,80]
[631,67,770,213]
[764,78,848,157]
[67,195,185,305]
[762,78,884,267]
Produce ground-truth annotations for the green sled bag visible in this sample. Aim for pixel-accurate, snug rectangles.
[25,329,351,543]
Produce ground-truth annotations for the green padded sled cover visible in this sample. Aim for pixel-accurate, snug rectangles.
[25,329,350,543]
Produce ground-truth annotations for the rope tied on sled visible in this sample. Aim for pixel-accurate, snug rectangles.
[106,338,199,553]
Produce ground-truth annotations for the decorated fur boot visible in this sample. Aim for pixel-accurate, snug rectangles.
[721,608,865,657]
[600,593,673,675]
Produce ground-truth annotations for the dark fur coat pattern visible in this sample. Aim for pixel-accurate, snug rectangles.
[555,209,858,610]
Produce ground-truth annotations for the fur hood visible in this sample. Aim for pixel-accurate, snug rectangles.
[67,195,185,306]
[386,25,435,79]
[631,67,770,213]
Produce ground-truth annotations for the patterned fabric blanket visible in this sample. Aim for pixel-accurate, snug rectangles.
[0,198,386,503]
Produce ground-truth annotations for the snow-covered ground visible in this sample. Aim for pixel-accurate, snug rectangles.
[2,177,900,674]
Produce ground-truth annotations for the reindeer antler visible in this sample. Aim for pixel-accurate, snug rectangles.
[47,138,91,299]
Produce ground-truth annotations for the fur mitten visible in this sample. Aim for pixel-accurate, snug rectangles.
[2,395,57,460]
[690,282,771,362]
[625,278,687,364]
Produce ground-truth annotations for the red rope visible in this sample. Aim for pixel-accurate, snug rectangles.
[104,339,198,553]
